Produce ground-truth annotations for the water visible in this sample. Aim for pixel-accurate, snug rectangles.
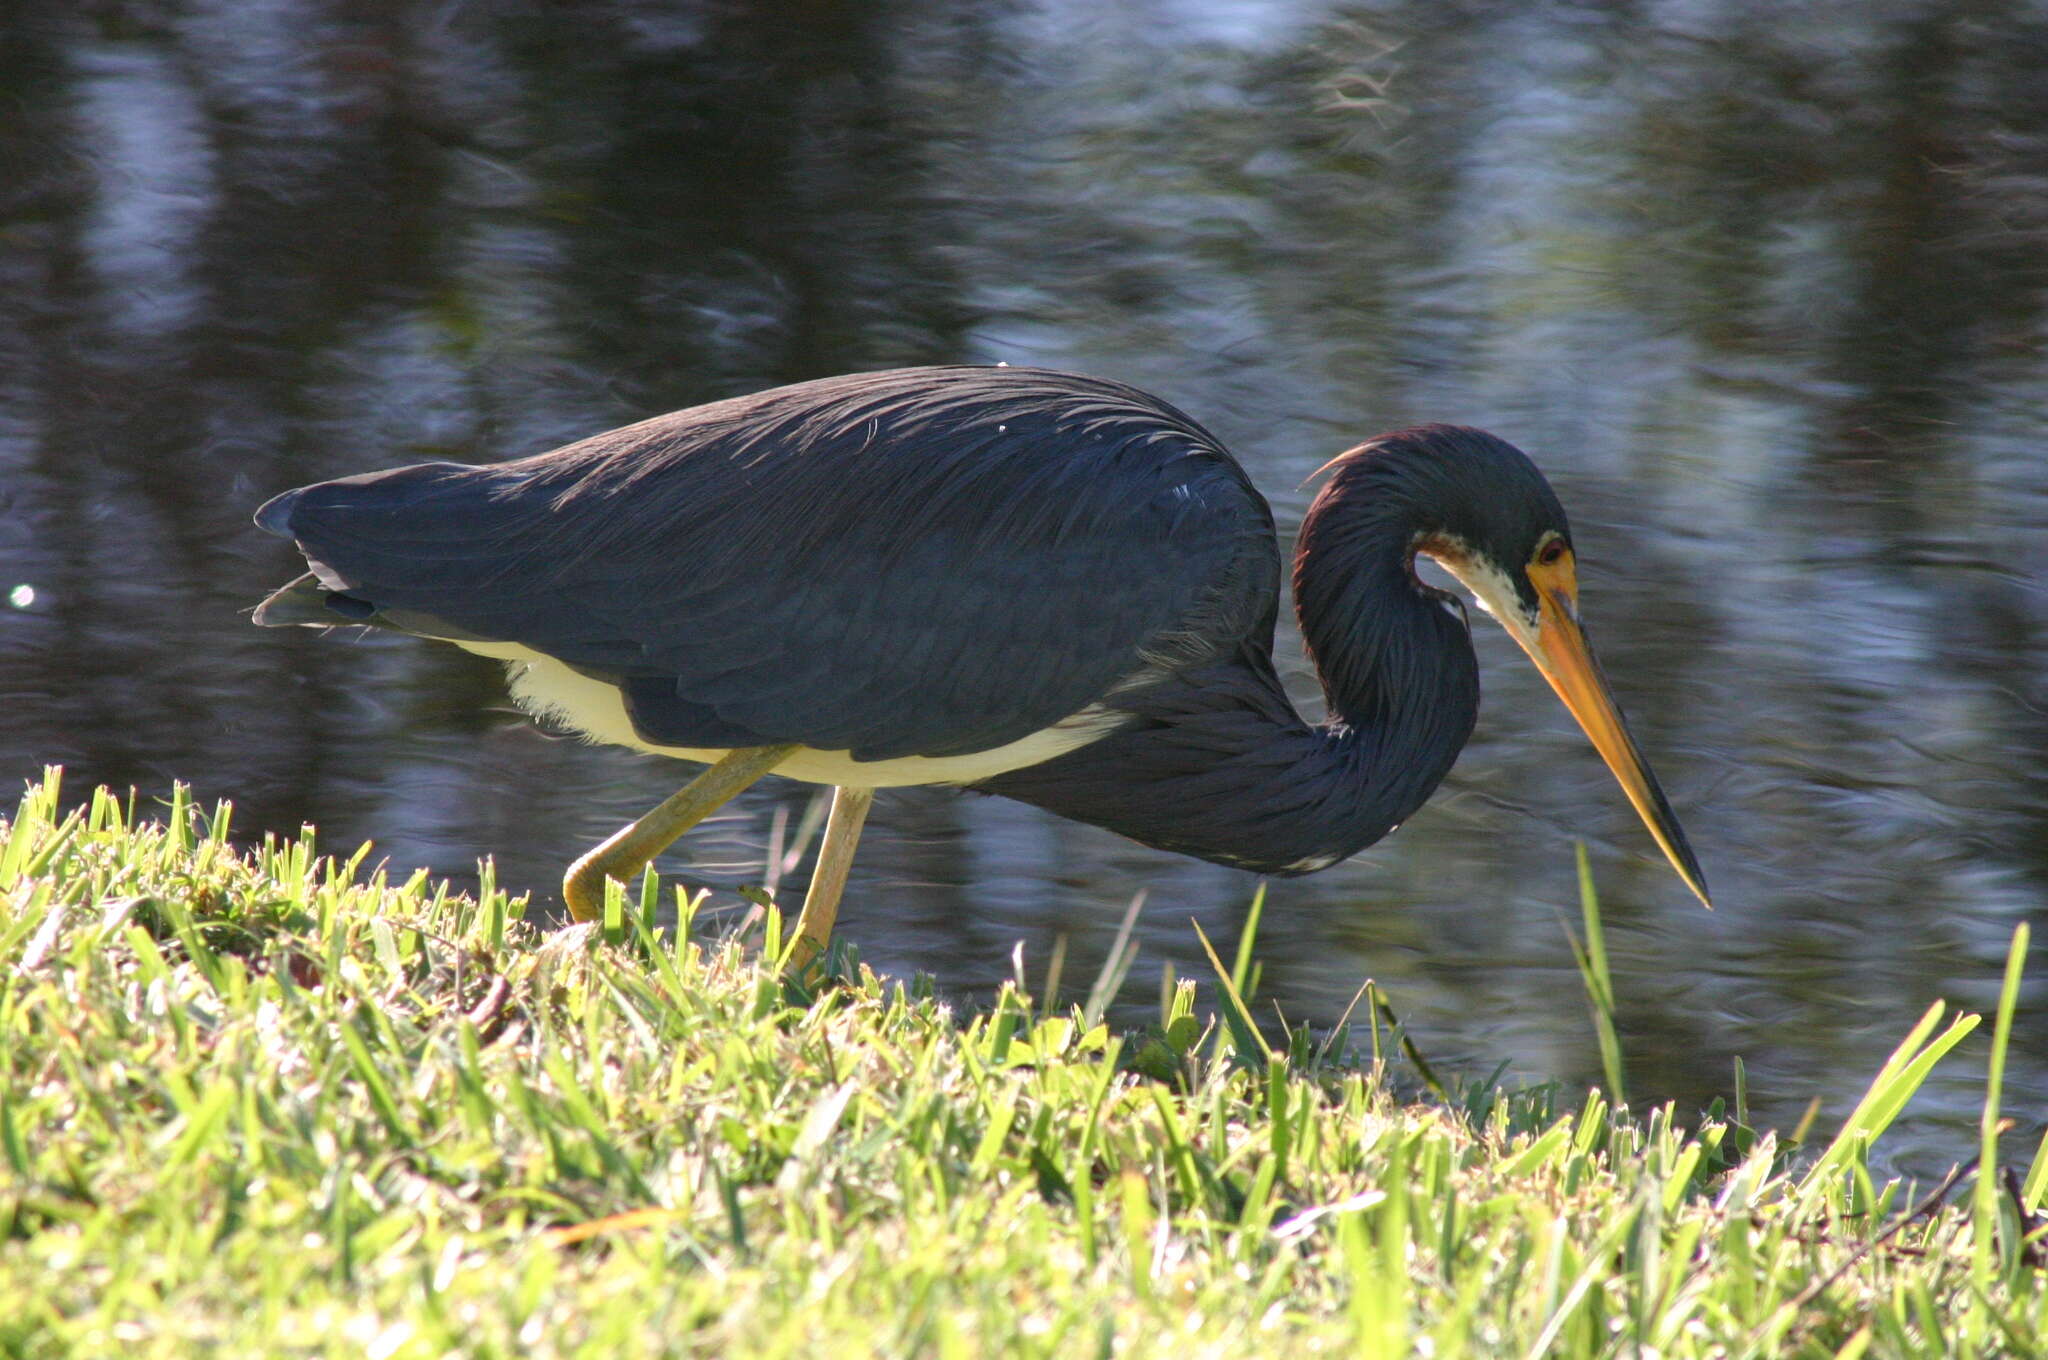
[4,0,2045,1175]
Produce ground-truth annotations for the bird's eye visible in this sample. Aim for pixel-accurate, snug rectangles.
[1535,537,1568,567]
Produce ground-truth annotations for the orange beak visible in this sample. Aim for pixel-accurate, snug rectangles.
[1511,554,1712,908]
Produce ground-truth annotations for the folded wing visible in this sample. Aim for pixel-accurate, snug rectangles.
[255,366,1280,763]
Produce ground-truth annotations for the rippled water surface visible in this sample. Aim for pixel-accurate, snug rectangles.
[5,1,2046,1172]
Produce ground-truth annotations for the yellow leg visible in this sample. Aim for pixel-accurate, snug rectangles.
[785,785,874,975]
[563,745,797,922]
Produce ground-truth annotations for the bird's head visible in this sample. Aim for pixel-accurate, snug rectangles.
[1312,425,1712,908]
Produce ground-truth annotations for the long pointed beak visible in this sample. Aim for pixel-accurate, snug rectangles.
[1518,589,1713,909]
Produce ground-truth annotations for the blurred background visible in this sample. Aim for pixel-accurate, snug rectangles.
[3,0,2045,1173]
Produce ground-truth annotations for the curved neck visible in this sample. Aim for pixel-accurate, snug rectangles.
[1293,464,1481,831]
[980,456,1485,877]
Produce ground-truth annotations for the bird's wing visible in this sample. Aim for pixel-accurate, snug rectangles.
[256,367,1280,762]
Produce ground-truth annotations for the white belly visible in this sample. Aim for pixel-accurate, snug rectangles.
[453,642,1121,787]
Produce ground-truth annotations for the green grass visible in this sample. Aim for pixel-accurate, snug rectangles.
[2,767,2043,1357]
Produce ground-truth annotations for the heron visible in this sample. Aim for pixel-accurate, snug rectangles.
[253,365,1709,969]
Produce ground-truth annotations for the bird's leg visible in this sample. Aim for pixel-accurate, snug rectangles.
[784,785,874,975]
[562,744,798,923]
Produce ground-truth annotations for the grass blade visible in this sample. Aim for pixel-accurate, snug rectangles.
[1799,1002,1981,1204]
[1974,923,2029,1284]
[1191,919,1271,1070]
[1082,890,1145,1029]
[1564,843,1626,1105]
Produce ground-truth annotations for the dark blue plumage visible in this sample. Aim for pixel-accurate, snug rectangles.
[256,367,1276,763]
[981,428,1491,874]
[254,365,1709,902]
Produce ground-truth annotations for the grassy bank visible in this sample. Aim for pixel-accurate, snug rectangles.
[1,770,2042,1357]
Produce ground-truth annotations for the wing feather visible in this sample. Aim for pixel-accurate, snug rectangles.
[255,367,1278,763]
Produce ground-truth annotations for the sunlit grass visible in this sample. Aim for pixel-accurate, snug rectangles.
[1,767,2042,1357]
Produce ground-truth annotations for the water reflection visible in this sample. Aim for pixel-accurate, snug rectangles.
[3,0,2044,1174]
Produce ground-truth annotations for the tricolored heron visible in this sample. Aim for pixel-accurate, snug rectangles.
[253,366,1709,968]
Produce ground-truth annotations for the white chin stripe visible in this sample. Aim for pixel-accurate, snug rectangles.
[1426,547,1537,636]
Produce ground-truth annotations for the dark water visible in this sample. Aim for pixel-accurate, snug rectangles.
[4,1,2045,1173]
